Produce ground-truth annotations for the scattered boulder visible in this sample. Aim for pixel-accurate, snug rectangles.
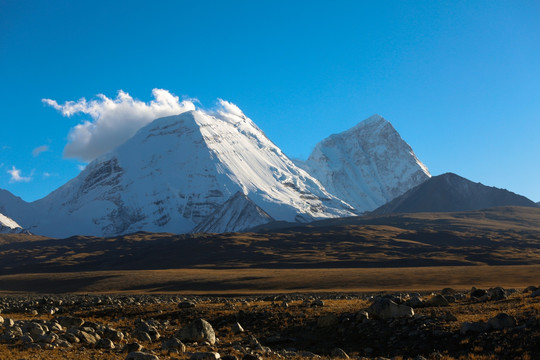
[178,301,196,309]
[367,298,414,319]
[488,313,517,330]
[441,288,457,296]
[177,319,216,345]
[124,342,143,353]
[96,338,115,349]
[407,295,424,308]
[162,337,186,352]
[426,294,450,307]
[232,322,244,334]
[470,287,487,299]
[487,287,507,301]
[57,316,85,328]
[460,321,488,334]
[355,310,369,321]
[77,330,97,345]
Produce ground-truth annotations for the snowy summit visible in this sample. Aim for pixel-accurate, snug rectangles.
[298,115,430,213]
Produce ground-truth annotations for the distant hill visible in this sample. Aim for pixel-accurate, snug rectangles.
[371,173,537,215]
[1,206,540,273]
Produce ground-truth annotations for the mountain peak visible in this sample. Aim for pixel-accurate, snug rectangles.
[372,172,537,214]
[301,115,430,212]
[358,113,386,125]
[17,105,354,237]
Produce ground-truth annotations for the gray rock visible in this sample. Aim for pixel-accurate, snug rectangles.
[20,334,34,344]
[470,287,487,299]
[77,330,97,345]
[460,321,488,334]
[124,342,143,353]
[162,337,186,352]
[63,332,80,343]
[177,319,216,345]
[26,322,45,337]
[125,352,160,360]
[488,313,517,330]
[96,338,115,349]
[487,287,507,301]
[57,339,72,348]
[57,316,85,328]
[408,296,424,308]
[134,330,152,342]
[355,310,369,321]
[367,298,414,319]
[426,294,450,307]
[178,301,196,309]
[37,333,58,344]
[104,327,124,342]
[530,289,540,298]
[232,322,244,333]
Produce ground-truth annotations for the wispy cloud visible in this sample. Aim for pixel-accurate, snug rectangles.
[7,166,32,183]
[43,89,196,162]
[32,145,50,157]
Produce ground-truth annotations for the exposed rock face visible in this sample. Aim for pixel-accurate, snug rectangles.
[299,115,430,213]
[372,172,538,214]
[367,298,414,319]
[192,192,274,233]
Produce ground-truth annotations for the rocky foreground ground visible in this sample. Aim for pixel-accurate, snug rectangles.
[1,286,540,360]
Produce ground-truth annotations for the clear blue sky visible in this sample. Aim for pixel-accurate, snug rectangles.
[1,0,539,202]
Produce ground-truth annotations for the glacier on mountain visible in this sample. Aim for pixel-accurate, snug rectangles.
[6,101,355,237]
[0,212,26,234]
[298,115,430,213]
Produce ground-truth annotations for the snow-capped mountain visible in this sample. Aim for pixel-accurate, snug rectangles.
[193,191,273,233]
[298,115,430,213]
[14,103,355,237]
[0,212,26,234]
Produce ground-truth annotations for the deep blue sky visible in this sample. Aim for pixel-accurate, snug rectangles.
[1,0,539,202]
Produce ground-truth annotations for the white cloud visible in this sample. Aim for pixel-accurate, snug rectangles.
[77,164,86,171]
[7,166,32,183]
[32,145,50,157]
[43,89,196,162]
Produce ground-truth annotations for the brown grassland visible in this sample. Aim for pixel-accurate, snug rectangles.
[0,206,539,359]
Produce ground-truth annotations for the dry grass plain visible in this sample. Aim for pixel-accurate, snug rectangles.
[1,266,540,295]
[0,206,539,294]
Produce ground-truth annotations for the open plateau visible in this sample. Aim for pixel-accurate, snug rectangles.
[1,108,540,360]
